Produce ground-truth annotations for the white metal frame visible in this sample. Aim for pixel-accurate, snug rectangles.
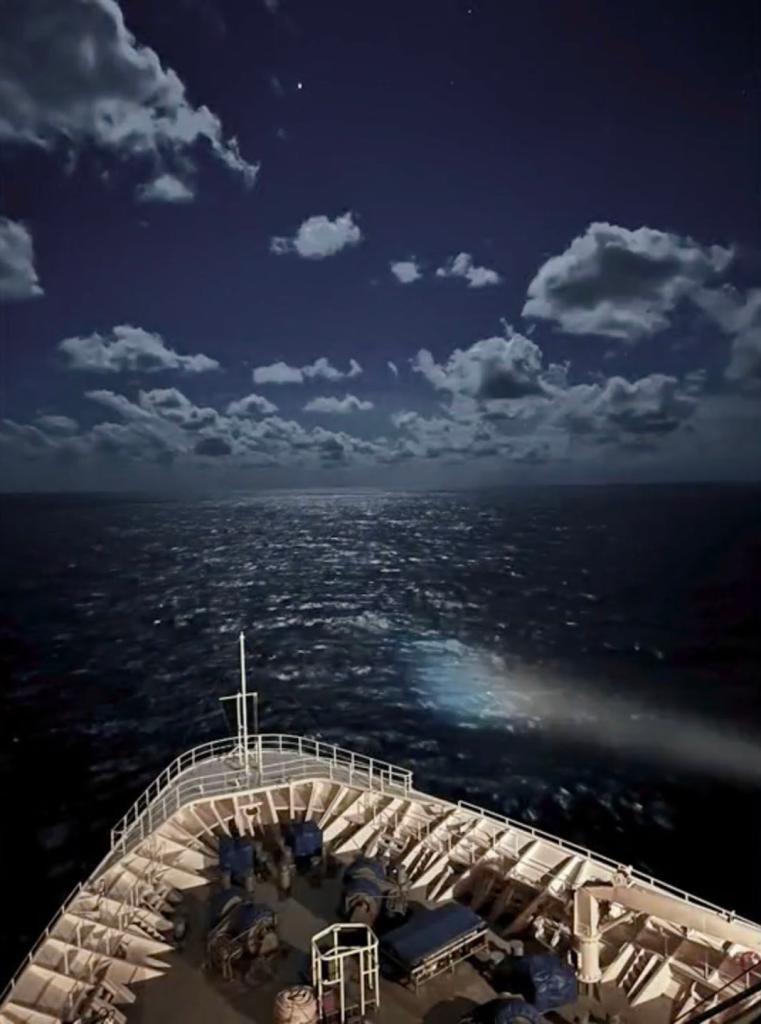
[311,923,379,1022]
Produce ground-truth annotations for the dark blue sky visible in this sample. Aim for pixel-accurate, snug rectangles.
[1,0,759,488]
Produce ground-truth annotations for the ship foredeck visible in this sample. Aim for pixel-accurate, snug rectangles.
[2,732,761,1024]
[125,869,497,1024]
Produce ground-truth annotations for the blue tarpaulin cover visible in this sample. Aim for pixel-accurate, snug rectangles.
[231,902,275,934]
[283,820,323,859]
[210,890,274,933]
[498,954,576,1012]
[381,903,485,969]
[219,837,255,882]
[344,876,383,901]
[343,857,385,883]
[210,888,242,927]
[472,998,543,1023]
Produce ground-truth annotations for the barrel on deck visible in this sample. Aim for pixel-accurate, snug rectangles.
[273,985,318,1024]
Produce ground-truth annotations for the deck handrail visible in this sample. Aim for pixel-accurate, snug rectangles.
[2,732,759,1008]
[453,799,755,926]
[108,733,412,850]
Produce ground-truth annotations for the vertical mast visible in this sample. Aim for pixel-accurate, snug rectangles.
[221,631,258,775]
[239,630,249,774]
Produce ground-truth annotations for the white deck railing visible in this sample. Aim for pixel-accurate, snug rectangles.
[454,799,759,928]
[109,733,412,856]
[3,732,760,1008]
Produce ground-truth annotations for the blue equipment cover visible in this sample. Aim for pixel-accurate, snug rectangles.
[219,836,255,882]
[471,998,543,1023]
[343,857,385,883]
[521,954,576,1012]
[381,903,485,969]
[495,954,576,1012]
[284,819,323,859]
[344,876,383,901]
[231,901,275,934]
[210,888,242,927]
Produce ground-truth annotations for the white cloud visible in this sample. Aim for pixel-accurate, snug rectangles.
[414,330,549,399]
[35,414,79,435]
[136,173,194,204]
[436,252,501,288]
[390,259,422,284]
[252,360,304,385]
[694,286,761,392]
[303,394,374,414]
[725,328,761,393]
[0,0,258,195]
[253,357,362,385]
[388,360,399,377]
[557,374,696,439]
[86,388,153,419]
[523,222,733,341]
[271,212,362,259]
[138,387,220,429]
[60,325,220,373]
[226,393,278,416]
[0,217,43,301]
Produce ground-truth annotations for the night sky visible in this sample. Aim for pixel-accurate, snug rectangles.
[1,0,760,489]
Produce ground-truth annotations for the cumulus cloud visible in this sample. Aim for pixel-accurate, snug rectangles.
[523,222,733,341]
[390,258,422,284]
[253,356,362,385]
[252,360,304,385]
[136,173,194,204]
[725,328,761,393]
[0,0,258,196]
[226,393,278,416]
[558,374,696,439]
[270,212,362,259]
[303,394,374,414]
[35,414,79,435]
[694,286,761,393]
[86,388,152,419]
[138,387,220,429]
[60,325,220,373]
[414,330,549,400]
[436,252,501,288]
[0,218,43,301]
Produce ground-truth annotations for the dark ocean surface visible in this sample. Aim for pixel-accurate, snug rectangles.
[1,484,761,978]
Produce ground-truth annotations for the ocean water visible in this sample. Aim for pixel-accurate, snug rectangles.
[1,484,760,977]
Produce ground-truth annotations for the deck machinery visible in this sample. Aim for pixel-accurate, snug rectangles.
[2,635,761,1024]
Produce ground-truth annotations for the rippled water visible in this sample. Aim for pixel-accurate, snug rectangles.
[1,485,760,976]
